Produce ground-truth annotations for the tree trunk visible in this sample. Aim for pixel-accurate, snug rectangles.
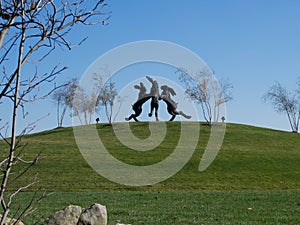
[59,105,68,127]
[0,6,25,224]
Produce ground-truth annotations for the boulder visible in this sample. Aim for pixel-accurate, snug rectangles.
[42,205,82,225]
[78,203,107,225]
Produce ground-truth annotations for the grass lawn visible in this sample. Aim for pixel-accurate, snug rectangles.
[1,122,300,224]
[12,190,300,224]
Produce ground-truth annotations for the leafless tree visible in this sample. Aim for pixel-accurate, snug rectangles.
[0,0,110,223]
[177,67,233,125]
[263,81,300,133]
[72,86,98,125]
[72,73,123,126]
[96,77,118,125]
[52,78,79,127]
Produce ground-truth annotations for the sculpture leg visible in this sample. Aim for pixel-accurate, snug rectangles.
[148,99,155,117]
[126,114,137,121]
[154,103,159,121]
[166,103,178,121]
[149,97,159,120]
[126,105,142,122]
[169,115,176,121]
[148,102,153,117]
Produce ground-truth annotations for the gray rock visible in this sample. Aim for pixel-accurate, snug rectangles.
[43,205,82,225]
[78,203,107,225]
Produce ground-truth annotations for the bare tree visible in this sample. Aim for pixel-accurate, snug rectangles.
[96,78,118,125]
[72,86,98,125]
[216,78,233,122]
[0,0,110,223]
[177,68,233,125]
[263,81,300,133]
[52,78,79,127]
[71,74,123,125]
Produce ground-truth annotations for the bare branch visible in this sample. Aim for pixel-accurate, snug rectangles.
[8,175,38,208]
[0,1,111,223]
[0,0,111,101]
[263,81,300,132]
[177,67,232,124]
[18,65,68,103]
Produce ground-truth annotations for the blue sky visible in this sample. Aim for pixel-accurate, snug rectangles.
[4,0,300,133]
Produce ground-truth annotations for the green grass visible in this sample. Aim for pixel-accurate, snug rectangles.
[11,190,300,224]
[8,122,300,191]
[1,122,300,224]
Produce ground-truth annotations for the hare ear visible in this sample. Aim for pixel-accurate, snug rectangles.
[146,76,153,82]
[169,87,176,96]
[134,85,140,89]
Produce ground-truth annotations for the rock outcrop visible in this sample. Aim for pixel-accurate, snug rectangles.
[43,205,82,225]
[78,203,107,225]
[43,203,107,225]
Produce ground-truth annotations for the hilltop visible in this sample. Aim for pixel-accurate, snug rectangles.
[5,122,299,192]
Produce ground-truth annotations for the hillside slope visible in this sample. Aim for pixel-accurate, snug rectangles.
[3,122,300,191]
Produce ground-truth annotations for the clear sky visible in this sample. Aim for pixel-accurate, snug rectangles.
[4,0,300,134]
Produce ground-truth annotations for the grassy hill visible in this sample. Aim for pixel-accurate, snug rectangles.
[2,122,300,224]
[5,121,300,192]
